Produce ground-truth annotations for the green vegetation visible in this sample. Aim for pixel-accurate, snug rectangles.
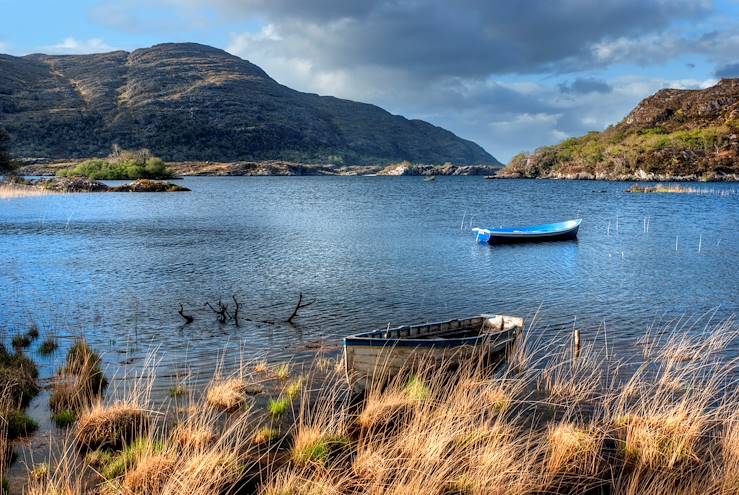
[2,410,38,439]
[501,118,739,179]
[0,344,39,408]
[101,439,164,480]
[268,397,291,418]
[57,148,174,180]
[38,338,58,356]
[52,409,77,428]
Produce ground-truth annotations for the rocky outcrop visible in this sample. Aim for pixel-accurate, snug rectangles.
[498,79,739,181]
[40,177,109,192]
[18,159,501,177]
[0,43,498,166]
[31,177,189,192]
[108,179,190,192]
[376,161,500,176]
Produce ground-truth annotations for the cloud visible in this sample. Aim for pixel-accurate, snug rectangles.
[42,37,114,54]
[715,62,739,78]
[92,0,732,161]
[558,78,613,94]
[0,42,9,54]
[216,0,713,78]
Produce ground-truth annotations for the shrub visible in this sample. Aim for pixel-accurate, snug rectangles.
[57,153,174,180]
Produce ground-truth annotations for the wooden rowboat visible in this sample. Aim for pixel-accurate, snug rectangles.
[472,218,581,245]
[344,314,524,392]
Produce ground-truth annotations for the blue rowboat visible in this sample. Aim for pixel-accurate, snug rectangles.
[472,218,582,245]
[344,314,524,392]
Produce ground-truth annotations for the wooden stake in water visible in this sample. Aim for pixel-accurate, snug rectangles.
[573,328,581,360]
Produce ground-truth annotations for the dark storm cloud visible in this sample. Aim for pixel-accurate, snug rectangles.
[558,78,613,94]
[209,0,711,76]
[715,62,739,78]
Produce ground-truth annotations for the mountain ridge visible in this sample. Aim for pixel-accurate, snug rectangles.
[498,78,739,181]
[0,42,498,166]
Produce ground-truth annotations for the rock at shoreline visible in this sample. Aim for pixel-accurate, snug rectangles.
[40,177,109,192]
[29,177,190,193]
[108,179,190,192]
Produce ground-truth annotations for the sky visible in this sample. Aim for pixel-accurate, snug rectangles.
[1,0,738,162]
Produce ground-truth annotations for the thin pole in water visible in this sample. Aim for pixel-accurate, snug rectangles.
[675,235,679,251]
[607,221,611,236]
[698,234,702,253]
[460,211,466,231]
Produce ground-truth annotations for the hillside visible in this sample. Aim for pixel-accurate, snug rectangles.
[0,43,498,166]
[498,79,739,180]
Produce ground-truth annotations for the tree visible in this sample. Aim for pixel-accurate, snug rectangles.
[0,127,14,176]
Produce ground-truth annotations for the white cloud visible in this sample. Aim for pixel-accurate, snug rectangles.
[0,42,9,54]
[42,37,114,55]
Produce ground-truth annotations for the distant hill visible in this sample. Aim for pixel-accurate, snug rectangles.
[0,43,498,166]
[499,79,739,180]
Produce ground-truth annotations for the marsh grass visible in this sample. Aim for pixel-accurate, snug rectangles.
[0,183,57,199]
[14,317,739,495]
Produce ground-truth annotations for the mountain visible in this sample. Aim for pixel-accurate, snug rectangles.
[498,79,739,180]
[0,43,498,166]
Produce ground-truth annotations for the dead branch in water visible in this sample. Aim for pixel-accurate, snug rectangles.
[205,299,229,323]
[232,295,241,326]
[178,304,194,324]
[286,292,315,323]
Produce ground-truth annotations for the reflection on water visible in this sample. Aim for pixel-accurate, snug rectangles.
[0,177,737,391]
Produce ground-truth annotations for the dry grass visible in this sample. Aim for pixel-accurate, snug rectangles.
[75,403,149,450]
[205,378,250,411]
[546,422,601,475]
[121,453,176,493]
[0,182,57,199]
[14,317,739,495]
[170,423,215,450]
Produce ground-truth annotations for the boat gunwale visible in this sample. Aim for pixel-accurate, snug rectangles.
[344,314,522,348]
[473,218,582,237]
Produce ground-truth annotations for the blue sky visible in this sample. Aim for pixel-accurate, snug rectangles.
[1,0,738,162]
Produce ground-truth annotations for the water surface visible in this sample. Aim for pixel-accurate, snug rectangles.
[1,177,737,387]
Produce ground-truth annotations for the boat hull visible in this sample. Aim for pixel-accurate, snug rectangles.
[486,226,579,244]
[473,219,581,245]
[344,315,523,393]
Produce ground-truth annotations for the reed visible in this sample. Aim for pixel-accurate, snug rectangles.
[12,317,739,495]
[0,183,57,199]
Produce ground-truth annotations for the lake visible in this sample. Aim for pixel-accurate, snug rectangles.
[1,177,737,391]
